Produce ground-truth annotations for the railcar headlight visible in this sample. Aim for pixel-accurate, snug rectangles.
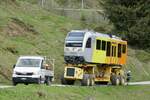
[78,48,82,52]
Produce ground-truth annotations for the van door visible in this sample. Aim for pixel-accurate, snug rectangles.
[40,60,46,82]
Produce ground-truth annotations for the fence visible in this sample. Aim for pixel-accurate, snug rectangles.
[38,0,107,24]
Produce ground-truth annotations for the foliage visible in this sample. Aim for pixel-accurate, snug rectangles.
[0,0,149,84]
[103,0,150,49]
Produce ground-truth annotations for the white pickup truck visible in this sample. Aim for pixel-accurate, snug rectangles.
[12,56,54,86]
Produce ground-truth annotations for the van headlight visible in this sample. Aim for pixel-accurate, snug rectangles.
[33,71,40,75]
[33,72,38,75]
[65,48,70,52]
[14,71,18,74]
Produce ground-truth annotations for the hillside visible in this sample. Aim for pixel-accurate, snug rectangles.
[0,0,82,83]
[0,0,150,84]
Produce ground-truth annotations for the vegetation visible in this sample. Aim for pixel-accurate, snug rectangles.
[0,85,150,100]
[0,1,149,100]
[0,0,81,84]
[103,0,150,49]
[0,0,149,85]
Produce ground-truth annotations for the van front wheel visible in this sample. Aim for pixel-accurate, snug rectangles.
[37,77,41,84]
[12,81,17,86]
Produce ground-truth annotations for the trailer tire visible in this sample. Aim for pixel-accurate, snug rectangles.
[111,75,119,85]
[81,74,90,86]
[67,80,75,85]
[61,75,67,85]
[89,74,95,86]
[119,76,125,85]
[61,75,75,85]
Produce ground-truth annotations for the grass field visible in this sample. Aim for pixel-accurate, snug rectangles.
[0,85,150,100]
[0,1,150,100]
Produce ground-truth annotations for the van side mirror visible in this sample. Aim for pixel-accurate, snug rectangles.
[13,64,16,68]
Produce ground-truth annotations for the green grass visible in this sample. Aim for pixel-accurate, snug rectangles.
[0,0,82,83]
[0,85,150,100]
[126,48,150,81]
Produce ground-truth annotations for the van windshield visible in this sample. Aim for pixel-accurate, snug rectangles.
[16,59,41,67]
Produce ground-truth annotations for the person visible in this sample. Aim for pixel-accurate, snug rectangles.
[126,70,131,85]
[44,64,51,70]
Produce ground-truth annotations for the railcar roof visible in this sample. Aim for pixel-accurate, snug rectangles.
[19,56,44,60]
[70,30,126,42]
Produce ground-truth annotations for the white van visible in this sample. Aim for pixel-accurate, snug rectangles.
[12,56,54,86]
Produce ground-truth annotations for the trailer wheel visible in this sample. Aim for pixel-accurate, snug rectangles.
[67,80,75,85]
[81,74,90,86]
[111,75,119,85]
[89,74,95,86]
[119,76,125,85]
[61,75,67,85]
[61,75,75,85]
[24,83,28,85]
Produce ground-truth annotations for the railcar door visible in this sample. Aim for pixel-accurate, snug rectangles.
[84,37,92,62]
[92,38,107,63]
[120,43,127,64]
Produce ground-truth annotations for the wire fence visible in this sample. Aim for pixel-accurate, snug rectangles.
[38,0,107,24]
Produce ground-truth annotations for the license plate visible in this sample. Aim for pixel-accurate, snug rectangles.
[21,78,27,80]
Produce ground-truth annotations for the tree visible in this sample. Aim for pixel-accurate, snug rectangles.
[102,0,150,49]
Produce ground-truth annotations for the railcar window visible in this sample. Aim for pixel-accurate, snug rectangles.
[112,46,114,57]
[66,32,84,41]
[114,46,116,57]
[122,44,126,53]
[102,41,106,50]
[96,40,101,50]
[86,38,91,48]
[118,44,122,57]
[106,42,111,56]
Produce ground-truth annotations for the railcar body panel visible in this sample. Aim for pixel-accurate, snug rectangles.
[62,30,128,86]
[64,30,127,65]
[92,37,108,63]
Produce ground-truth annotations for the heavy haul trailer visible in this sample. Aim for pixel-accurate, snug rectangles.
[61,30,127,86]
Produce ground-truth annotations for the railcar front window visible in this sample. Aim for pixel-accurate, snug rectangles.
[68,32,84,37]
[66,32,85,41]
[66,43,82,47]
[16,59,41,67]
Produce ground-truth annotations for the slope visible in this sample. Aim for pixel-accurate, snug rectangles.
[0,0,149,84]
[0,0,82,83]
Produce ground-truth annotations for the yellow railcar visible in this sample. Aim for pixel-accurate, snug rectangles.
[62,30,127,86]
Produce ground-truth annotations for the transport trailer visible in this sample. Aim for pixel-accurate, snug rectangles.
[61,30,128,86]
[12,56,55,86]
